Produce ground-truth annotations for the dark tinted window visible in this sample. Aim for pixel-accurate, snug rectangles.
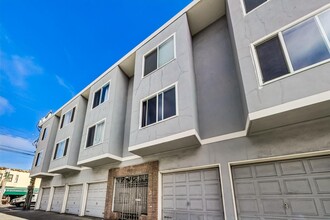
[70,107,75,123]
[244,0,267,13]
[158,93,163,121]
[147,96,157,125]
[144,49,157,76]
[41,128,47,140]
[86,126,95,147]
[101,84,109,103]
[163,88,176,119]
[283,18,330,70]
[93,90,101,108]
[141,101,147,127]
[256,36,289,82]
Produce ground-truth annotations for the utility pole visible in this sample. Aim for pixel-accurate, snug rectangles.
[23,177,35,210]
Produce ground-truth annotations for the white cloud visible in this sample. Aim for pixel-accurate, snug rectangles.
[0,134,35,153]
[0,96,14,116]
[55,74,75,97]
[0,51,43,88]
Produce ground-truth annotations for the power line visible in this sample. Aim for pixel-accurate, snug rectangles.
[0,147,35,156]
[0,145,35,154]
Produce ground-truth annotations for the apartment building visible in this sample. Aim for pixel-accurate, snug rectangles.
[30,0,330,219]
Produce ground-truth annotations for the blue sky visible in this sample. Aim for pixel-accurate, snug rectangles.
[0,0,191,170]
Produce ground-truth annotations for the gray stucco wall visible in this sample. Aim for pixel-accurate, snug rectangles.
[41,116,330,219]
[129,14,199,147]
[122,77,134,157]
[193,17,245,139]
[78,66,128,162]
[31,116,59,174]
[227,0,330,113]
[49,95,87,170]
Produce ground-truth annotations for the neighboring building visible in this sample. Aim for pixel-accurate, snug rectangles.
[30,0,330,219]
[0,168,41,200]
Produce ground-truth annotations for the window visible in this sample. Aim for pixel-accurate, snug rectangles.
[60,107,75,128]
[144,35,175,76]
[41,127,48,141]
[141,86,176,127]
[35,151,42,166]
[14,175,19,183]
[53,138,69,159]
[6,174,13,182]
[255,9,330,84]
[93,83,110,108]
[243,0,267,13]
[86,120,105,147]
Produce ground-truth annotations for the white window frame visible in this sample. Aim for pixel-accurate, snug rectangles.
[35,150,43,167]
[251,6,330,87]
[85,119,106,148]
[91,81,111,109]
[139,82,179,129]
[59,106,77,129]
[53,137,70,160]
[142,33,176,78]
[241,0,270,16]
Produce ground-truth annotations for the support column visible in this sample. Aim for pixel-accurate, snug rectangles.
[79,183,88,216]
[61,184,69,213]
[34,188,43,210]
[46,186,54,211]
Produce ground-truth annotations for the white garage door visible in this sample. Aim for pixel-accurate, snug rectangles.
[50,186,65,213]
[162,168,224,220]
[232,155,330,219]
[39,188,50,211]
[85,182,107,218]
[65,185,83,215]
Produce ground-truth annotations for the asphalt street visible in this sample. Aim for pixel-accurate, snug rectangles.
[0,205,102,220]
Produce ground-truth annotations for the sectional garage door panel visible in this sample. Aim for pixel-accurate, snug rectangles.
[51,186,65,213]
[163,168,224,220]
[39,188,50,211]
[232,156,330,220]
[85,182,107,218]
[65,185,83,215]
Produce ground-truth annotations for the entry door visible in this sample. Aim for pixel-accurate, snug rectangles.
[232,155,330,219]
[50,186,65,212]
[39,188,50,211]
[85,182,107,218]
[162,168,224,220]
[65,185,83,215]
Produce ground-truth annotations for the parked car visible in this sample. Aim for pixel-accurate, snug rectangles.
[10,194,38,207]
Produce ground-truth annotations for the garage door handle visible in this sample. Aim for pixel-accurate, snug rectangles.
[164,216,172,219]
[284,202,289,209]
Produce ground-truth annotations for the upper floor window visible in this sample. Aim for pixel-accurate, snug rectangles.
[7,174,13,182]
[41,127,48,141]
[86,120,105,147]
[243,0,267,14]
[60,107,75,129]
[93,83,110,109]
[14,175,19,183]
[35,151,42,166]
[53,138,69,159]
[144,35,175,77]
[141,85,177,128]
[254,9,330,84]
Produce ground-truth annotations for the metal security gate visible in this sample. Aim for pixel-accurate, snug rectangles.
[113,174,148,220]
[232,155,330,219]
